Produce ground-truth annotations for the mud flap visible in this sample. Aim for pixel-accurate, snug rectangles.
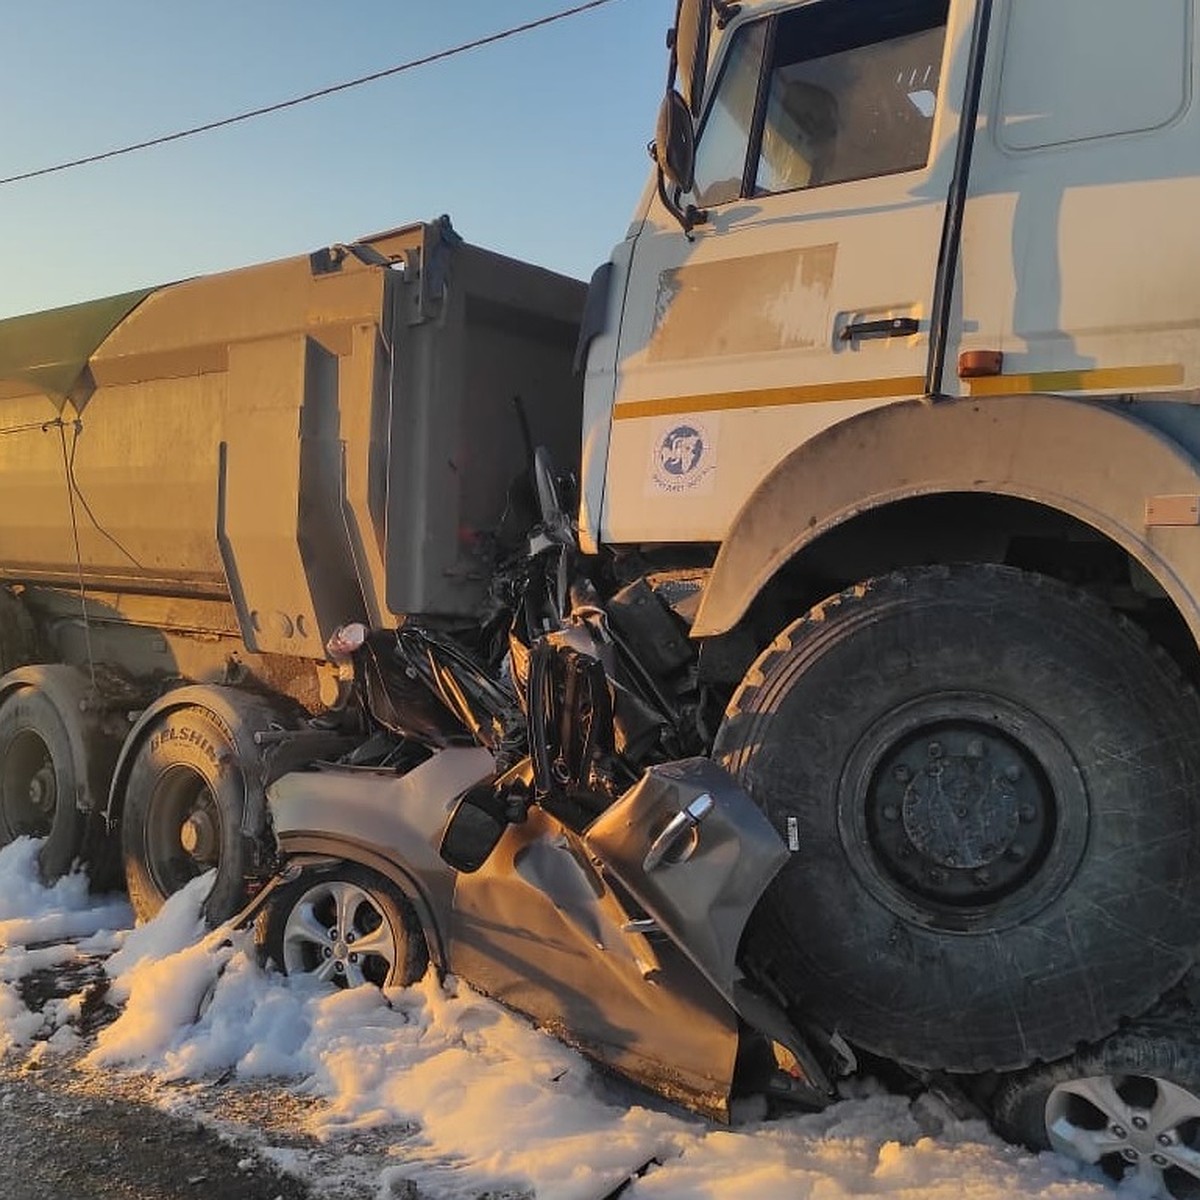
[584,758,834,1100]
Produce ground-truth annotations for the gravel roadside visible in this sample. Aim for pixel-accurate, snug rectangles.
[0,1056,315,1200]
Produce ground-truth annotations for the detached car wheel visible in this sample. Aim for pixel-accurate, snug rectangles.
[716,564,1200,1072]
[260,866,427,989]
[993,1029,1200,1198]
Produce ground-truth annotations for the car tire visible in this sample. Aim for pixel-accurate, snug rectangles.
[992,1026,1200,1197]
[258,865,427,989]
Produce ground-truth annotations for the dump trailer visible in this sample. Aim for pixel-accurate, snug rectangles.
[8,0,1200,1185]
[0,219,585,917]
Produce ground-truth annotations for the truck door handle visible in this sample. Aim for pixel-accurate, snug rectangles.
[643,793,715,871]
[839,317,920,342]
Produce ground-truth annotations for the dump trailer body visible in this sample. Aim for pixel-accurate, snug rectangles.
[0,222,585,677]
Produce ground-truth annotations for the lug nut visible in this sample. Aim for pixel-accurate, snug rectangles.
[349,953,359,964]
[1132,1115,1149,1131]
[323,947,333,958]
[1112,1125,1128,1139]
[1152,1153,1169,1167]
[1158,1133,1173,1147]
[955,805,968,818]
[345,932,355,944]
[334,961,344,973]
[1122,1148,1140,1162]
[928,742,943,759]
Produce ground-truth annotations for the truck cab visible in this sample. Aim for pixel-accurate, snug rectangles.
[583,0,1200,622]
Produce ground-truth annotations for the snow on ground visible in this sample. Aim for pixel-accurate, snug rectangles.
[0,836,1124,1200]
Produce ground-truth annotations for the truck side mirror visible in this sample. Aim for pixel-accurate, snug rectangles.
[674,0,713,117]
[655,89,697,195]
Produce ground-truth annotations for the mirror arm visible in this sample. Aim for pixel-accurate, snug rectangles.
[654,168,709,239]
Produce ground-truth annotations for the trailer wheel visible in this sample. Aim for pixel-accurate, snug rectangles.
[121,706,259,924]
[715,564,1200,1073]
[258,866,427,989]
[0,687,84,880]
[992,1027,1200,1198]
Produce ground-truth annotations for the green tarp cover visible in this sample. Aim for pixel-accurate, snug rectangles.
[0,286,155,403]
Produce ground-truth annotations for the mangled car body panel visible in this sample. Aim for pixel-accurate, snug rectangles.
[264,753,824,1119]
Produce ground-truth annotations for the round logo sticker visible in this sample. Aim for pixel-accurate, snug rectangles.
[651,420,716,493]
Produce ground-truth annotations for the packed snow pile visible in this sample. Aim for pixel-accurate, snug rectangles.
[0,836,1121,1199]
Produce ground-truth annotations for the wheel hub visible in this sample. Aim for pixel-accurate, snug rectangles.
[27,764,56,816]
[1,729,57,838]
[179,809,219,863]
[868,723,1052,907]
[902,742,1021,870]
[840,691,1088,933]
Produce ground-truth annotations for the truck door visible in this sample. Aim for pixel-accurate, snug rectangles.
[603,0,976,545]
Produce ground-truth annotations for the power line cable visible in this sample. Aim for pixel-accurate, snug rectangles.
[0,0,622,187]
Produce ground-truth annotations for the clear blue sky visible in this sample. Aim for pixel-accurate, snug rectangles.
[0,0,675,319]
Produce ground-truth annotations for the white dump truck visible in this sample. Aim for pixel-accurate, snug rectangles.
[5,0,1200,1186]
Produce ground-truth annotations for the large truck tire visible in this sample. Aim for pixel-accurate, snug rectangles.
[121,700,275,925]
[0,686,85,880]
[715,564,1200,1073]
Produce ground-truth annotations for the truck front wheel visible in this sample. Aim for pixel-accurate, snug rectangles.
[121,706,258,924]
[715,564,1200,1073]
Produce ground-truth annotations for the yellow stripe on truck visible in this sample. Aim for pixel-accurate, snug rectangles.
[612,375,926,421]
[966,363,1184,397]
[612,363,1187,420]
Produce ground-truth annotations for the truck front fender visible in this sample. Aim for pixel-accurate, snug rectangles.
[691,394,1200,642]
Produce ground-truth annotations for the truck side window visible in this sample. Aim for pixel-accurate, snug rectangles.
[691,21,768,208]
[755,0,949,194]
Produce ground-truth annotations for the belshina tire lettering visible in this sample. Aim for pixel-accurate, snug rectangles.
[715,564,1200,1073]
[122,706,253,924]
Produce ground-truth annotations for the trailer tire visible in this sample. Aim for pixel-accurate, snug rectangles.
[715,564,1200,1073]
[0,589,37,675]
[0,687,84,880]
[121,706,260,924]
